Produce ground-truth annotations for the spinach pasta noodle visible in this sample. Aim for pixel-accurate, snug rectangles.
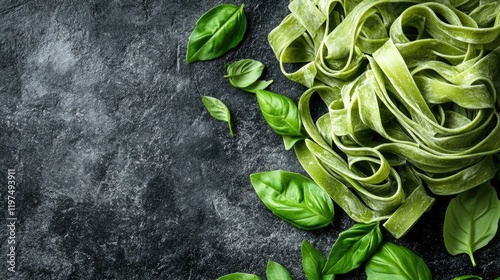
[268,0,500,238]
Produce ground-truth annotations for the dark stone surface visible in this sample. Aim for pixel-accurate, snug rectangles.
[0,0,499,279]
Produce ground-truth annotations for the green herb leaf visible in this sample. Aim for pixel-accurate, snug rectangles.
[365,242,432,280]
[323,222,383,275]
[225,59,264,88]
[266,261,292,280]
[217,273,261,280]
[202,96,234,137]
[453,275,483,280]
[250,170,334,230]
[186,4,246,63]
[443,182,500,267]
[256,90,305,149]
[301,240,334,280]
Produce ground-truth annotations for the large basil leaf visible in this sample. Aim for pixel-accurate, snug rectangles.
[266,261,292,280]
[443,182,500,267]
[202,96,234,137]
[323,222,383,275]
[186,4,246,63]
[256,90,305,150]
[365,242,432,280]
[301,240,334,280]
[217,273,261,280]
[225,59,272,90]
[250,170,334,230]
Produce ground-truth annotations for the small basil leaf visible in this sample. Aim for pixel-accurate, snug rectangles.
[240,79,273,94]
[225,59,266,88]
[365,242,432,280]
[266,261,292,280]
[453,275,482,280]
[323,222,383,275]
[202,96,234,137]
[256,90,305,148]
[301,240,334,280]
[187,4,246,63]
[443,182,500,267]
[250,170,334,230]
[217,273,261,280]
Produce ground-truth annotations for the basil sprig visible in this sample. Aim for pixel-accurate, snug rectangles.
[218,223,437,279]
[225,59,273,93]
[186,4,246,63]
[323,222,383,275]
[256,90,305,150]
[365,242,432,280]
[443,182,500,267]
[249,170,334,230]
[202,96,234,137]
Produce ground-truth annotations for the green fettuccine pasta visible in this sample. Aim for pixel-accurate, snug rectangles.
[268,0,500,238]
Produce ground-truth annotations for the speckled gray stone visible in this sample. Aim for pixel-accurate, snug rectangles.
[1,0,499,279]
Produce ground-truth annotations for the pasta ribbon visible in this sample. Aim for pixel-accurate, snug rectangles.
[269,0,500,238]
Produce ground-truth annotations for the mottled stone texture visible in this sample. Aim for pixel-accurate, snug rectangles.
[0,0,498,279]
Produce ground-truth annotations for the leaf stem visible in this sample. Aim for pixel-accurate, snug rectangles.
[468,251,477,267]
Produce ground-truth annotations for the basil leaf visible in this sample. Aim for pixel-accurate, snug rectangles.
[365,242,432,280]
[225,59,273,93]
[217,273,261,280]
[443,182,500,267]
[250,170,334,230]
[323,222,383,275]
[256,90,305,149]
[186,4,246,63]
[301,240,334,280]
[202,96,234,137]
[453,275,482,280]
[266,261,292,280]
[225,59,265,88]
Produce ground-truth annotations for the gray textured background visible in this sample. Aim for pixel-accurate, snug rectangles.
[1,0,499,279]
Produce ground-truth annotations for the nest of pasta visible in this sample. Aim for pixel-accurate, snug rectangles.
[268,0,500,238]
